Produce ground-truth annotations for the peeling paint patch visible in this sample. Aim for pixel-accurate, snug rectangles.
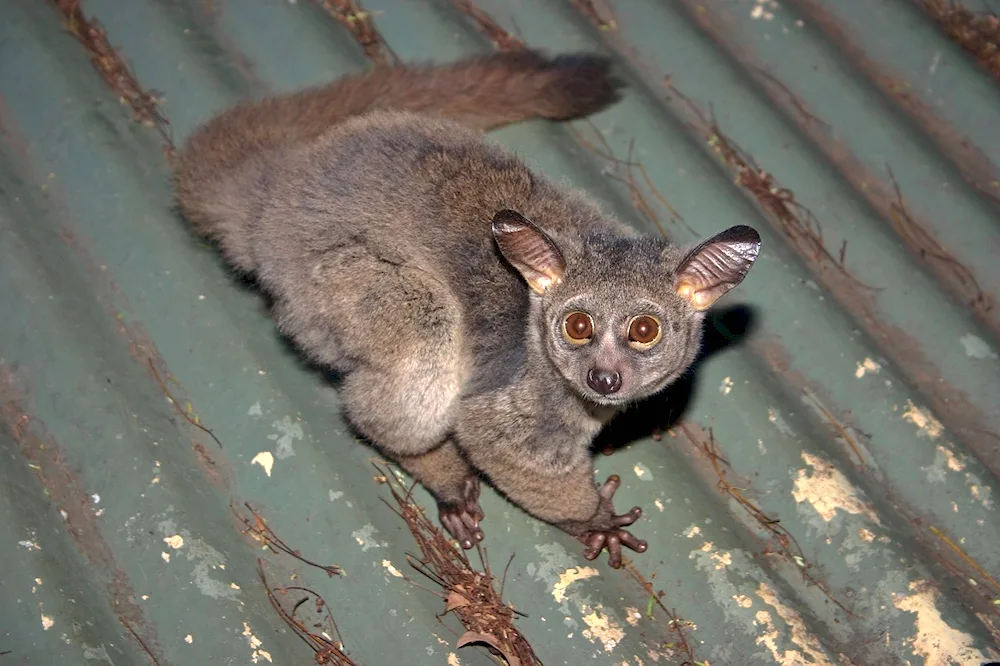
[40,611,54,630]
[251,451,274,476]
[734,594,753,608]
[447,653,461,666]
[18,539,41,550]
[163,534,184,549]
[632,462,653,481]
[959,334,998,360]
[242,622,273,663]
[247,401,263,416]
[901,400,944,439]
[184,634,193,644]
[623,606,642,626]
[858,528,875,543]
[157,518,239,600]
[893,580,988,665]
[654,499,665,512]
[581,603,625,652]
[924,445,965,483]
[966,473,994,509]
[756,582,834,665]
[720,376,734,394]
[161,551,171,563]
[767,408,794,437]
[711,550,732,570]
[792,452,879,524]
[268,415,302,459]
[329,490,344,501]
[855,357,881,378]
[553,566,599,603]
[382,559,404,578]
[683,524,701,539]
[352,524,381,551]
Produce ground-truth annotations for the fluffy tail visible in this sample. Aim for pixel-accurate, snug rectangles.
[174,50,622,268]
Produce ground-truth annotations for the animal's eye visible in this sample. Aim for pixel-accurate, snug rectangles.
[563,311,594,344]
[628,315,661,349]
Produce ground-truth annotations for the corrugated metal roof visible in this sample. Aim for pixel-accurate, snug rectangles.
[2,0,999,664]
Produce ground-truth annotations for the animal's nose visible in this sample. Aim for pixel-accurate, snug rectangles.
[587,368,622,395]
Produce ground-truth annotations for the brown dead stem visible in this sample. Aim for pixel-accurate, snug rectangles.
[568,0,619,31]
[146,358,224,449]
[921,0,1000,81]
[666,85,883,294]
[680,425,856,618]
[448,0,526,51]
[235,503,344,578]
[314,0,397,65]
[620,560,700,665]
[258,560,357,665]
[49,0,175,159]
[376,464,540,666]
[568,122,698,238]
[120,618,162,666]
[885,165,992,312]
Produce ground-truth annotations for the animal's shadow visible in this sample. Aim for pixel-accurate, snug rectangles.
[592,303,758,455]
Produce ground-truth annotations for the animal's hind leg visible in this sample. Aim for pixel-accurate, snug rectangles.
[396,440,484,549]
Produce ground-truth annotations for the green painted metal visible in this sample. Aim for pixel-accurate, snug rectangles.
[1,1,998,665]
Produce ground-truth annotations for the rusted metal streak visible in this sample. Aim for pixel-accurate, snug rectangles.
[918,0,1000,83]
[676,0,1000,334]
[47,0,175,160]
[314,0,397,65]
[561,2,1000,480]
[790,0,1000,204]
[447,0,526,51]
[749,339,1000,621]
[0,367,170,666]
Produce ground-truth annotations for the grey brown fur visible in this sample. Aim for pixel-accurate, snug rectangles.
[174,50,761,567]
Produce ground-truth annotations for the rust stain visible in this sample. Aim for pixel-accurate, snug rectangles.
[0,366,170,665]
[643,76,1000,480]
[674,0,1000,335]
[48,0,175,159]
[313,0,397,65]
[568,0,619,31]
[790,0,1000,204]
[920,0,1000,83]
[447,0,526,51]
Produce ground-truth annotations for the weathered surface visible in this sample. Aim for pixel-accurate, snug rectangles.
[0,0,997,664]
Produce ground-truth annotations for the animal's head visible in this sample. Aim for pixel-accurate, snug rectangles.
[493,209,761,406]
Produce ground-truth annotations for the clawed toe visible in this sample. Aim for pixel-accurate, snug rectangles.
[439,477,486,549]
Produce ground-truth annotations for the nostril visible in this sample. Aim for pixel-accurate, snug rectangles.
[587,369,622,395]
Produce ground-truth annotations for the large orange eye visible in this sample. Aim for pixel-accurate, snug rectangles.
[563,311,594,344]
[628,315,661,349]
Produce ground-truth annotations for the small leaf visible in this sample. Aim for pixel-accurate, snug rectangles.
[445,591,471,612]
[456,631,521,666]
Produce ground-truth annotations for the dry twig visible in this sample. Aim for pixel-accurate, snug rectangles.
[376,464,540,666]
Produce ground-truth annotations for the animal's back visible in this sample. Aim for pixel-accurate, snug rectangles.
[249,110,613,394]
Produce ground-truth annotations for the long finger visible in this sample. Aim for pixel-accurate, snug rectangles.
[599,474,621,500]
[617,530,647,553]
[605,533,623,569]
[582,532,606,560]
[614,506,643,527]
[441,514,476,550]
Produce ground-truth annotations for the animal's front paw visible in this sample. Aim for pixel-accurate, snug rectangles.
[578,475,647,569]
[438,476,486,550]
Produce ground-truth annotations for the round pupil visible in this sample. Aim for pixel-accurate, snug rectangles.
[630,316,658,343]
[567,313,592,339]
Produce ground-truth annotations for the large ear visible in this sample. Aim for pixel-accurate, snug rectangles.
[675,225,761,310]
[492,209,566,294]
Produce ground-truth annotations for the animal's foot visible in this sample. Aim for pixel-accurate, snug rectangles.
[578,475,647,569]
[438,476,486,549]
